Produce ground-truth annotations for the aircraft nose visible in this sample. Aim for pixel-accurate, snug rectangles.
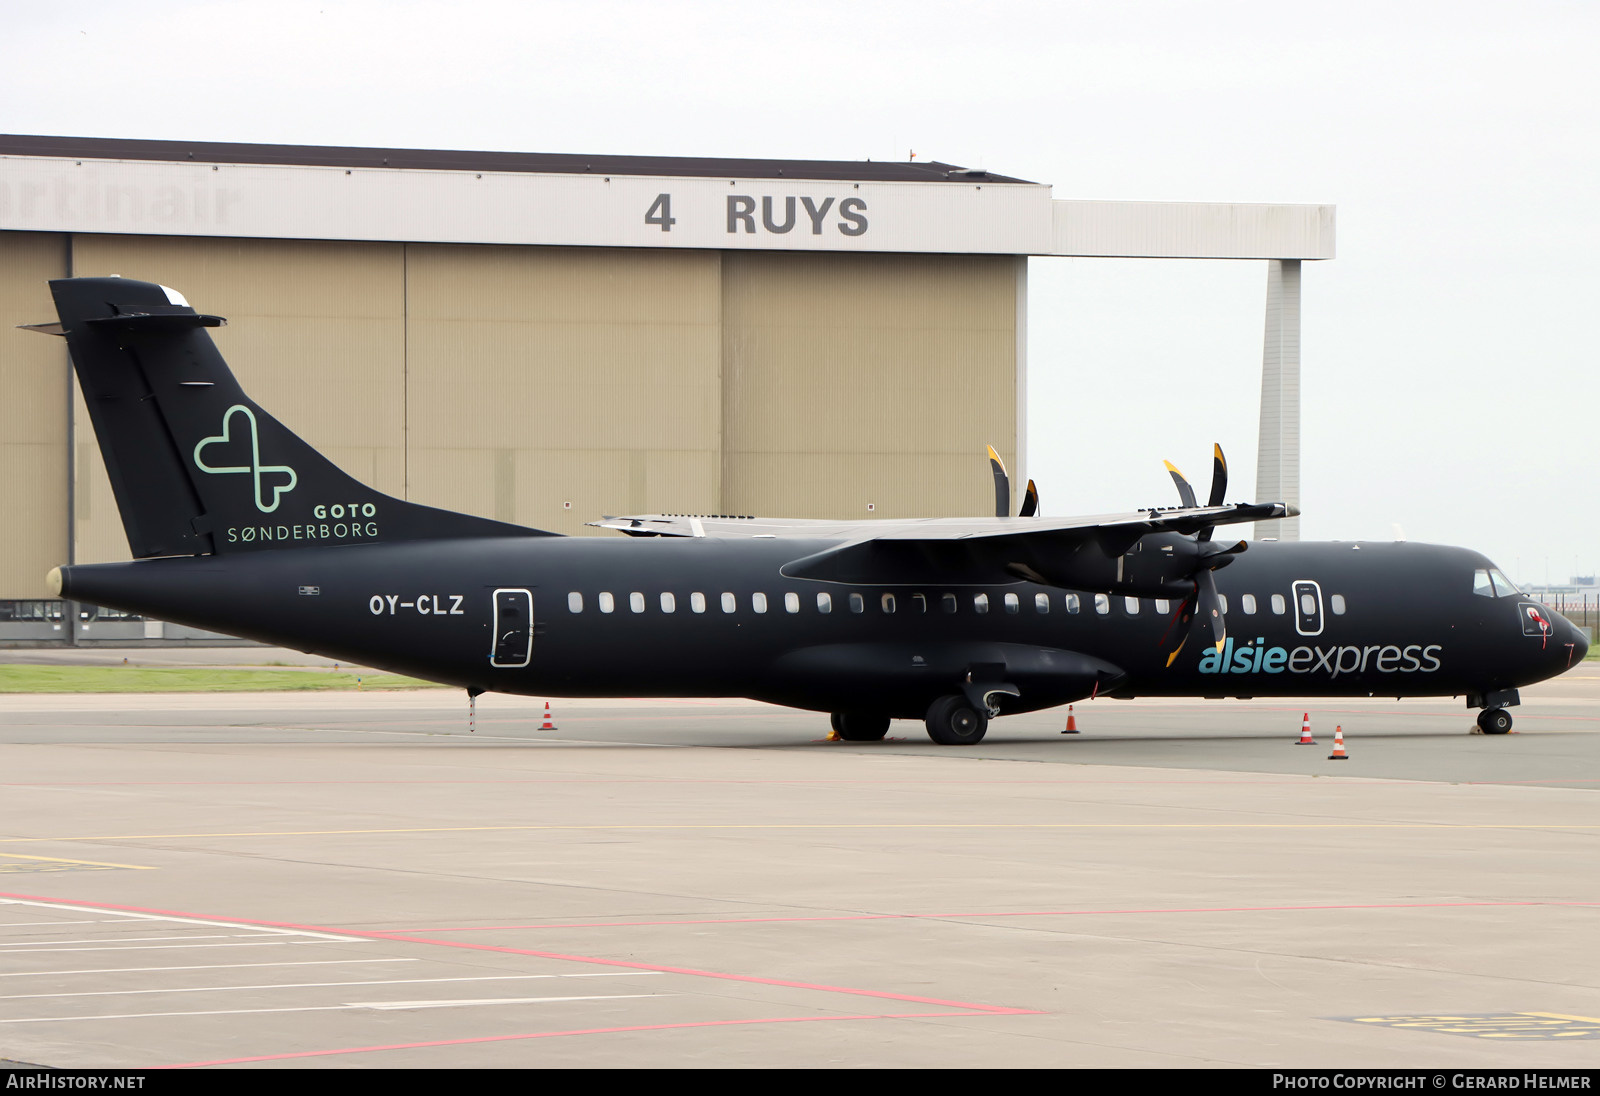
[1569,616,1591,661]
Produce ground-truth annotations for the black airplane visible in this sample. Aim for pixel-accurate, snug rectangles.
[27,277,1588,744]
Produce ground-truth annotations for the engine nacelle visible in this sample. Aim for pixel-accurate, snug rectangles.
[1007,531,1242,598]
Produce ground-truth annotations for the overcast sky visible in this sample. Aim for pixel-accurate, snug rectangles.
[4,1,1597,585]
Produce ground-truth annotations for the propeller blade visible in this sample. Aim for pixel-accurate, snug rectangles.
[1196,444,1227,541]
[1159,590,1197,666]
[1197,569,1226,652]
[987,445,1010,519]
[1164,461,1198,509]
[1206,444,1228,507]
[1019,478,1039,518]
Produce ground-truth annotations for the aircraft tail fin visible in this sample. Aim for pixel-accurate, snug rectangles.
[39,276,548,558]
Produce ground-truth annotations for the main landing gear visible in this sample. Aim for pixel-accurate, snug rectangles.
[1477,708,1513,735]
[924,695,989,745]
[829,712,890,741]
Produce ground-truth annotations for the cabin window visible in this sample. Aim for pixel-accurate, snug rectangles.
[721,592,737,613]
[691,592,706,613]
[1490,569,1520,597]
[881,593,896,614]
[1329,594,1346,615]
[1300,592,1317,615]
[913,593,928,613]
[943,593,958,614]
[784,592,800,613]
[629,592,645,613]
[1472,569,1494,598]
[817,592,832,614]
[1124,597,1140,615]
[598,592,615,614]
[1004,593,1020,614]
[1218,594,1229,615]
[1065,594,1080,614]
[974,593,990,614]
[1035,593,1050,613]
[567,592,583,613]
[1271,593,1286,615]
[1241,594,1257,615]
[752,592,768,614]
[1094,594,1109,615]
[660,592,676,613]
[1154,598,1170,614]
[849,592,865,613]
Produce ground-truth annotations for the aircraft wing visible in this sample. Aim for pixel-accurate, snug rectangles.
[590,502,1295,587]
[589,503,1289,543]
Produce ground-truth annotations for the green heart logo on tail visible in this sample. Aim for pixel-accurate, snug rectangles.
[193,404,298,513]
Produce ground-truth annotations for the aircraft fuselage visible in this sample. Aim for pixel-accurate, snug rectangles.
[55,536,1585,720]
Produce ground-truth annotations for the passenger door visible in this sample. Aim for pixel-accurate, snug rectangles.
[490,588,533,668]
[1291,580,1324,637]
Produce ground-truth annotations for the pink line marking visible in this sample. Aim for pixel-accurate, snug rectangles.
[156,1010,1005,1068]
[0,890,1026,1015]
[380,898,1600,933]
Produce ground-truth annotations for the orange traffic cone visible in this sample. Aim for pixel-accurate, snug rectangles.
[1061,705,1080,734]
[1295,712,1315,745]
[1327,725,1348,760]
[539,701,558,731]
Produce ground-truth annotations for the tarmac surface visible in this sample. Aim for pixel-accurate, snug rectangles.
[0,650,1597,1069]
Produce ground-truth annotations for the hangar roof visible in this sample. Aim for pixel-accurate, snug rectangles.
[0,134,1033,185]
[0,134,1333,260]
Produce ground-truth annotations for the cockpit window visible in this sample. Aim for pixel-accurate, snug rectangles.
[1472,569,1494,598]
[1489,569,1520,597]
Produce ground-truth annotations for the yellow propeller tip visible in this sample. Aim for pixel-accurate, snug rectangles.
[986,444,1002,464]
[1163,460,1182,475]
[1213,640,1226,653]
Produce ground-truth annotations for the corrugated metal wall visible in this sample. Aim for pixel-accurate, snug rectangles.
[0,233,68,597]
[403,245,722,536]
[0,231,1019,595]
[721,251,1017,519]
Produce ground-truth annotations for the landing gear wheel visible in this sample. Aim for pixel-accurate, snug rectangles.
[924,695,988,745]
[831,712,890,741]
[1478,708,1513,735]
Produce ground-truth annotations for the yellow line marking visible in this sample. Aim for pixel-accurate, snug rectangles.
[1523,1011,1600,1024]
[2,823,1600,844]
[0,852,153,870]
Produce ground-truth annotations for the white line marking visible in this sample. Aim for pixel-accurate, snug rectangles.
[0,933,271,947]
[0,898,365,942]
[1,994,663,1023]
[0,941,321,954]
[356,994,659,1011]
[0,959,421,978]
[0,920,136,928]
[0,971,663,1001]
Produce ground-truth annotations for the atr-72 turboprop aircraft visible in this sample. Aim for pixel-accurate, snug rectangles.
[27,277,1588,743]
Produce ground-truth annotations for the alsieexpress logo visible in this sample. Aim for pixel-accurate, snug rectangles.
[1198,637,1443,678]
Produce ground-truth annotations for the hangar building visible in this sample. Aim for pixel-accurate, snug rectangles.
[0,136,1333,642]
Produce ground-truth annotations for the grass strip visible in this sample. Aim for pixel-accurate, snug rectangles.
[0,666,448,693]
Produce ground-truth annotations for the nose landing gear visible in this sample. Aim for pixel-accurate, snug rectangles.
[1477,708,1513,735]
[1469,688,1519,735]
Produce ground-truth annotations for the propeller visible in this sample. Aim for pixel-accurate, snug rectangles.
[987,447,1040,518]
[987,445,1010,519]
[1158,445,1244,666]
